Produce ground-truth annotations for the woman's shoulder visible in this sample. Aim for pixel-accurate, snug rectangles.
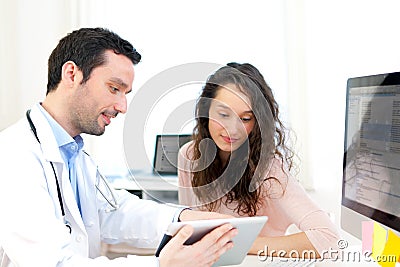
[179,140,195,159]
[178,140,195,172]
[265,157,290,180]
[259,157,292,197]
[263,156,313,199]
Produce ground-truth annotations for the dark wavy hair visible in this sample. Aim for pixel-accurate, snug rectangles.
[46,27,141,94]
[190,62,295,216]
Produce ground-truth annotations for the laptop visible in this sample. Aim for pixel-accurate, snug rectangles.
[152,134,192,175]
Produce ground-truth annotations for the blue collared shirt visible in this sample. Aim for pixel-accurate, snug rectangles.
[37,104,83,213]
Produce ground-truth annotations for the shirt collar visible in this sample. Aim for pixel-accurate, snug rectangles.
[37,103,84,160]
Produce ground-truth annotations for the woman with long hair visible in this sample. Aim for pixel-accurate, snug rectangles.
[178,62,340,257]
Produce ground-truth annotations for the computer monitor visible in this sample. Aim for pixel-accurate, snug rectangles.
[153,134,192,175]
[341,72,400,240]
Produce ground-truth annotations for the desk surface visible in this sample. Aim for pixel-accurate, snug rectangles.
[107,170,178,191]
[103,244,382,267]
[229,255,381,266]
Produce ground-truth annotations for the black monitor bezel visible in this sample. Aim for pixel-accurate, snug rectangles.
[342,71,400,233]
[152,134,192,175]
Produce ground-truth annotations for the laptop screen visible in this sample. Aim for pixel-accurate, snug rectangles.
[153,134,192,174]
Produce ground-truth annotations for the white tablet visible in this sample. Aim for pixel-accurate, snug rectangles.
[155,216,268,266]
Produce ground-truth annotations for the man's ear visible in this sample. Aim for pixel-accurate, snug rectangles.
[61,61,81,87]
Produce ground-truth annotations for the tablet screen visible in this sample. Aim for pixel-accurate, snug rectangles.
[155,216,268,266]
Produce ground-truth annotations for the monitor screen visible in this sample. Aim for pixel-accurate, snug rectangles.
[341,72,400,239]
[153,134,192,175]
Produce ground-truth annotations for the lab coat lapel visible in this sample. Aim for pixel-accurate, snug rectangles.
[60,163,86,232]
[76,153,97,224]
[29,105,86,233]
[28,105,63,163]
[77,156,102,256]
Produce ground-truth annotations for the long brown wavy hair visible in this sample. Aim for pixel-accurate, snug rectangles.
[190,62,295,216]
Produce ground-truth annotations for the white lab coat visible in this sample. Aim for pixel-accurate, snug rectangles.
[0,104,179,267]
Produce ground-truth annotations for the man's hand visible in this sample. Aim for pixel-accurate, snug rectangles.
[158,223,238,267]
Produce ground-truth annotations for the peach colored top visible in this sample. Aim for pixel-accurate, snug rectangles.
[178,142,341,256]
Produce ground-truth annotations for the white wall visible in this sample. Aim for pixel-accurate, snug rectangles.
[0,0,78,130]
[303,0,400,193]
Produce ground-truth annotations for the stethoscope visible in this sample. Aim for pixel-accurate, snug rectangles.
[26,110,119,234]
